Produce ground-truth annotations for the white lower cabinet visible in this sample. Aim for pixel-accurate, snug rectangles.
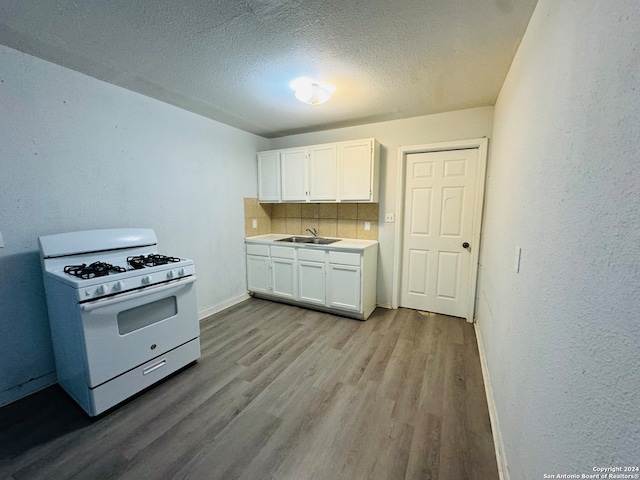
[327,251,362,312]
[327,264,361,311]
[246,239,377,320]
[298,261,326,305]
[246,244,271,294]
[270,246,297,300]
[272,258,296,300]
[297,247,326,305]
[246,255,270,293]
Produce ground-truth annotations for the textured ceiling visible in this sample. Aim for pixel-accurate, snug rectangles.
[0,0,538,138]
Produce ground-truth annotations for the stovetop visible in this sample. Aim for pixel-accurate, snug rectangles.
[64,262,127,279]
[39,229,197,302]
[127,254,182,270]
[43,249,195,301]
[63,255,183,278]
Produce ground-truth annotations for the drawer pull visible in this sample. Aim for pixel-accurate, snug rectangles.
[143,359,167,375]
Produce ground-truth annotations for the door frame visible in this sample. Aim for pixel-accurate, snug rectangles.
[391,137,489,322]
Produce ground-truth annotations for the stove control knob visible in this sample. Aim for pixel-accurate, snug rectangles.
[114,281,125,291]
[85,289,92,297]
[178,268,185,276]
[142,275,152,285]
[96,284,109,295]
[167,270,175,279]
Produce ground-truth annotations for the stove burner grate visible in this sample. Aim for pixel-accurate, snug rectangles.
[127,254,181,269]
[64,262,126,279]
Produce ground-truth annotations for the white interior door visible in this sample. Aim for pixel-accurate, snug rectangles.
[400,149,478,319]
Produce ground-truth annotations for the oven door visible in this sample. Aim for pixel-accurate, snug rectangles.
[79,276,199,388]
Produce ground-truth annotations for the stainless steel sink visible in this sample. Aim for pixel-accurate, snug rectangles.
[276,236,341,245]
[277,236,313,243]
[308,237,340,245]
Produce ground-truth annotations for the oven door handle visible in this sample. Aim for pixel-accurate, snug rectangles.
[80,276,196,312]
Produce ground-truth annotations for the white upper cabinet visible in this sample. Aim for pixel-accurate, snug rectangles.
[280,148,308,201]
[257,151,280,202]
[308,144,338,201]
[338,139,380,202]
[257,138,379,203]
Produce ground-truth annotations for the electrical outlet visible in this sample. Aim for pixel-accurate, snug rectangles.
[252,219,258,229]
[364,221,371,231]
[515,247,522,273]
[385,213,395,223]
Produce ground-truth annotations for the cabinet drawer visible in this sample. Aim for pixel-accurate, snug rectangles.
[246,244,269,256]
[298,248,326,262]
[328,251,361,266]
[270,246,296,259]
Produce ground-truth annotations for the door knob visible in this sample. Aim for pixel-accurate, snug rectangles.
[462,242,470,249]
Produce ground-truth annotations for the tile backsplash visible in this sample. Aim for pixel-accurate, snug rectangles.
[244,198,378,240]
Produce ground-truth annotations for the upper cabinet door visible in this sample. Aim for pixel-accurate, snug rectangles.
[257,151,280,202]
[281,148,308,201]
[339,139,378,202]
[257,138,379,204]
[308,144,337,201]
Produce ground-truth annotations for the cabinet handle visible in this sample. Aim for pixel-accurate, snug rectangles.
[143,359,167,375]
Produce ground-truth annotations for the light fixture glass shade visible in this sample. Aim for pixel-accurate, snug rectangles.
[290,78,335,105]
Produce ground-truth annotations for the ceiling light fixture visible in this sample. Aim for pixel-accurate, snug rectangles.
[290,77,335,105]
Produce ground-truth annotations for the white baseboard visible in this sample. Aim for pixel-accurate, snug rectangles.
[376,302,393,309]
[0,371,57,408]
[198,292,250,321]
[474,322,509,480]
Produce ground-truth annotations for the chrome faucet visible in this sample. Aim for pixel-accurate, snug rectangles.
[306,228,319,237]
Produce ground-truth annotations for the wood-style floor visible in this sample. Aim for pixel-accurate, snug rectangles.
[0,299,498,480]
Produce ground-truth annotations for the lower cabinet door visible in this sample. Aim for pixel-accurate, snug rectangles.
[328,264,361,312]
[272,258,296,300]
[298,261,326,305]
[247,255,270,294]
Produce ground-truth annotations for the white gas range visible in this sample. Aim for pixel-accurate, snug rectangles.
[38,228,200,416]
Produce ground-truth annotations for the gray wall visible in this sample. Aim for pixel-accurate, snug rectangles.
[476,0,640,477]
[0,44,269,406]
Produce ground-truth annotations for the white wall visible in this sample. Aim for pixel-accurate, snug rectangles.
[0,45,269,406]
[270,107,494,307]
[476,1,640,478]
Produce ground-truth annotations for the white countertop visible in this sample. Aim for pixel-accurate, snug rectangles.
[245,234,378,252]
